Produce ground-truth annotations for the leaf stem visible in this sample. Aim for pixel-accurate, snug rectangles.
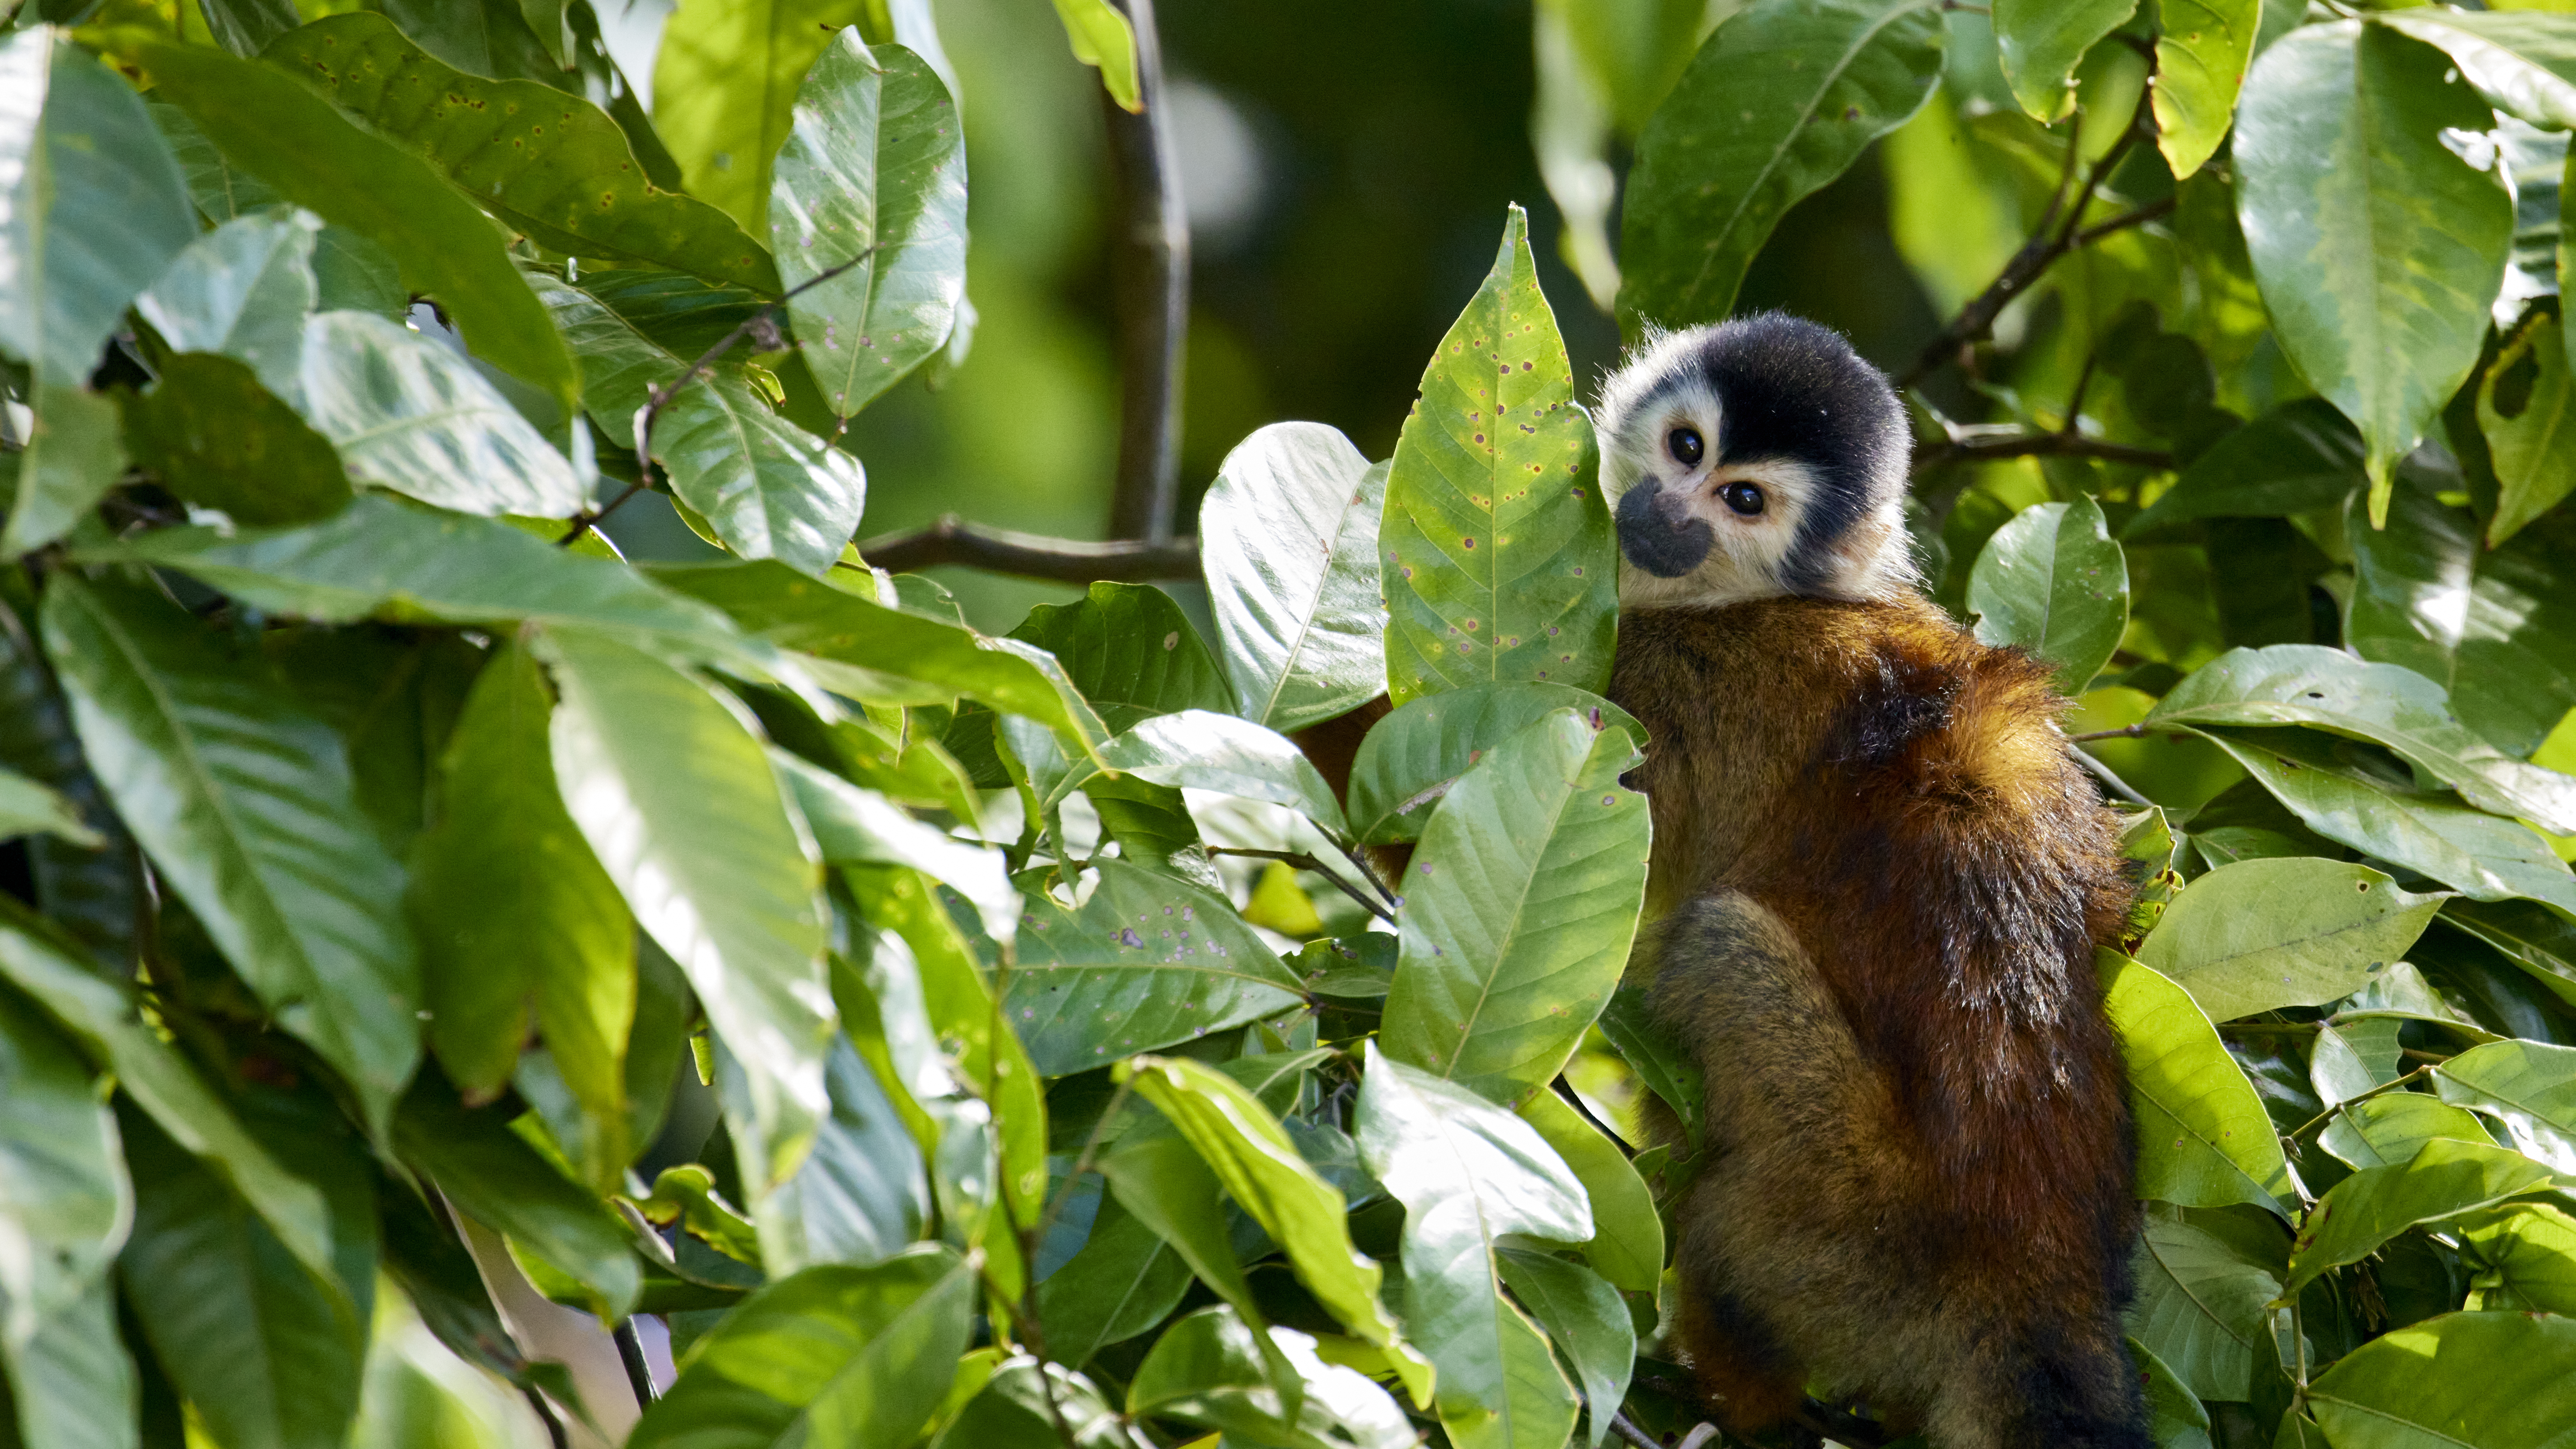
[1553,1074,1636,1158]
[610,1319,658,1405]
[1607,1411,1665,1449]
[2284,1063,2438,1141]
[2069,724,2152,743]
[2071,748,2150,806]
[1205,846,1397,924]
[858,513,1202,581]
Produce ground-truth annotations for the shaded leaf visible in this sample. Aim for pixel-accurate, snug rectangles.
[2121,399,2364,539]
[1096,710,1348,836]
[1967,496,2130,695]
[1199,425,1388,733]
[0,766,98,849]
[121,352,352,526]
[1096,1130,1303,1413]
[0,983,125,1332]
[3,383,127,558]
[2476,304,2576,548]
[2,1279,136,1449]
[2101,952,2296,1215]
[297,310,590,518]
[393,1073,641,1317]
[2319,1092,2497,1172]
[1126,1307,1414,1449]
[1515,1085,1661,1294]
[774,749,1016,943]
[1491,1247,1631,1449]
[2135,858,2446,1023]
[736,1033,929,1275]
[2130,1336,2214,1449]
[1035,1192,1192,1367]
[931,1356,1144,1449]
[2380,7,2576,131]
[2283,1139,2554,1296]
[1008,581,1232,731]
[2126,1211,2282,1402]
[1345,682,1642,847]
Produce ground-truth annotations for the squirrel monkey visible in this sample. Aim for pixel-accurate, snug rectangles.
[1599,316,2146,1447]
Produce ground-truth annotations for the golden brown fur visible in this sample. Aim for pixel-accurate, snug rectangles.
[1611,595,2144,1447]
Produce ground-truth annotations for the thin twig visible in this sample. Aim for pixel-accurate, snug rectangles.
[1098,0,1187,544]
[611,1320,658,1405]
[2071,749,2149,806]
[2072,195,2175,249]
[1910,429,2173,475]
[1608,1411,1666,1449]
[1206,846,1397,925]
[558,244,879,547]
[2070,724,2149,743]
[2285,1065,2437,1141]
[858,513,1201,581]
[1553,1075,1636,1158]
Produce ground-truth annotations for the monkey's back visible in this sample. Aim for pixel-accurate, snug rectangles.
[1610,595,2142,1436]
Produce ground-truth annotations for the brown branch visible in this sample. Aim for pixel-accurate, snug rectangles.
[1607,1411,1666,1449]
[2070,724,2149,743]
[1911,430,2173,475]
[1100,0,1188,544]
[858,514,1200,581]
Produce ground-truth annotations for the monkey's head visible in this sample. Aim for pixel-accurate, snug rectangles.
[1594,313,1916,610]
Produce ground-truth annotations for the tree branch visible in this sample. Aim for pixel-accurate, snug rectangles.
[857,514,1200,581]
[1910,428,2172,475]
[1099,0,1188,544]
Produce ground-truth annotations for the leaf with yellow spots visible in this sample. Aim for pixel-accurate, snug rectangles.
[1380,205,1615,709]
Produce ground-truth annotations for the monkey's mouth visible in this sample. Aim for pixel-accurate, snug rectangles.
[1615,479,1714,578]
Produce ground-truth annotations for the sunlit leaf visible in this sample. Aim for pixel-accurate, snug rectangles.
[2434,1037,2576,1175]
[4,383,127,558]
[0,983,124,1334]
[1994,0,2133,121]
[132,207,319,404]
[1095,710,1349,835]
[1049,0,1140,111]
[297,311,589,519]
[1199,425,1388,733]
[1491,1247,1631,1449]
[2476,304,2576,548]
[1345,682,1641,847]
[0,766,98,849]
[2283,1138,2554,1296]
[2101,952,2295,1215]
[2154,0,2261,179]
[774,749,1017,943]
[1515,1085,1661,1294]
[2319,1092,2497,1172]
[2135,858,2446,1023]
[2454,1201,2576,1313]
[652,0,875,234]
[2308,1311,2576,1449]
[1126,1307,1414,1449]
[1966,496,2130,695]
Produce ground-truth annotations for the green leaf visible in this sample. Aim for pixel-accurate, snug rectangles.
[651,0,873,235]
[1616,0,1943,329]
[1594,983,1701,1148]
[410,642,635,1188]
[2233,21,2512,517]
[2121,399,2364,539]
[630,1245,975,1449]
[0,984,124,1330]
[118,1104,365,1449]
[1345,682,1642,847]
[1354,1045,1589,1448]
[1198,425,1388,733]
[1126,1307,1415,1449]
[1095,1129,1305,1414]
[197,0,298,56]
[2,1279,136,1449]
[79,495,763,673]
[537,624,833,1195]
[41,575,422,1135]
[1995,0,2135,120]
[2456,1201,2576,1313]
[2285,1139,2555,1297]
[3,382,128,557]
[132,207,318,403]
[1381,708,1649,1104]
[0,766,98,849]
[2129,1336,2214,1449]
[2311,1015,2405,1106]
[1034,1192,1191,1367]
[126,38,581,414]
[1007,581,1232,731]
[1491,1247,1632,1449]
[1966,496,2130,695]
[2319,1092,2497,1171]
[2154,0,2261,178]
[2193,727,2576,916]
[1382,206,1616,707]
[0,903,342,1300]
[2445,899,2576,1012]
[932,1356,1143,1449]
[2346,475,2576,760]
[0,34,196,386]
[1095,710,1349,835]
[1004,858,1304,1077]
[295,310,590,518]
[2308,1310,2576,1449]
[773,749,1017,943]
[771,33,968,418]
[2127,1211,2283,1402]
[2149,643,2576,835]
[2434,1037,2576,1175]
[1515,1086,1661,1294]
[2380,8,2576,131]
[1116,1055,1431,1402]
[1049,0,1141,111]
[2476,307,2576,549]
[2101,952,2296,1215]
[2135,858,2446,1023]
[532,270,867,573]
[120,352,354,526]
[269,15,779,293]
[734,1033,929,1275]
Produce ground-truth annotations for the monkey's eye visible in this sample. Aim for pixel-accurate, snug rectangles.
[1667,427,1704,467]
[1721,481,1766,516]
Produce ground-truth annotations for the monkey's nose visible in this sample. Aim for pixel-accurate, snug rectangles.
[1616,479,1714,578]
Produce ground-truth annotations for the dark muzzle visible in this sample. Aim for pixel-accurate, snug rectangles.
[1615,478,1713,578]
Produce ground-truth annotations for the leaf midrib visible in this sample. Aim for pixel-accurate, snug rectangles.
[1436,734,1597,1084]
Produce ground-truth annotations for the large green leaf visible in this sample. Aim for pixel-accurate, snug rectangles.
[1491,1247,1631,1449]
[1199,424,1388,733]
[269,15,778,292]
[0,985,125,1335]
[0,33,196,386]
[2476,305,2576,549]
[2456,1201,2576,1313]
[1616,0,1943,330]
[1345,682,1641,847]
[2195,727,2576,916]
[2435,1037,2576,1175]
[1003,858,1304,1077]
[391,1073,640,1318]
[132,207,318,403]
[2,1278,135,1449]
[117,1106,366,1449]
[295,310,590,518]
[122,352,353,526]
[537,624,834,1195]
[1354,1047,1587,1449]
[410,643,634,1189]
[774,750,1016,943]
[1007,582,1232,731]
[2135,858,2446,1023]
[532,269,866,574]
[932,1356,1143,1449]
[1515,1085,1661,1294]
[2148,643,2576,835]
[771,33,968,418]
[1094,710,1348,835]
[1381,207,1615,707]
[730,1032,928,1275]
[2154,0,2262,178]
[2380,8,2576,131]
[630,1246,975,1449]
[2346,478,2576,760]
[127,38,580,413]
[2308,1311,2576,1449]
[1117,1055,1431,1403]
[2121,399,2364,539]
[2319,1092,2497,1172]
[2101,953,2296,1215]
[1966,496,2130,696]
[1126,1308,1415,1449]
[1381,708,1649,1105]
[2126,1211,2283,1402]
[41,576,422,1135]
[2233,21,2512,516]
[652,0,867,233]
[1994,0,2134,120]
[2284,1139,2555,1296]
[5,378,129,558]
